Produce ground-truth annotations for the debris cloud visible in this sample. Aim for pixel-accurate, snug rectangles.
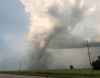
[20,0,97,69]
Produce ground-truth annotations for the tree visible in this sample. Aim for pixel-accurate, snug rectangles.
[92,56,100,70]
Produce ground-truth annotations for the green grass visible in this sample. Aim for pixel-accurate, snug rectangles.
[0,69,100,77]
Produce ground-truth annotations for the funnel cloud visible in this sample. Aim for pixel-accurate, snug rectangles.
[19,0,100,69]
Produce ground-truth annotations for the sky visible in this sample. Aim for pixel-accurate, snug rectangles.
[48,0,100,49]
[0,0,29,70]
[0,0,100,70]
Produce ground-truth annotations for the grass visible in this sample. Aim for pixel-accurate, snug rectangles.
[0,69,100,77]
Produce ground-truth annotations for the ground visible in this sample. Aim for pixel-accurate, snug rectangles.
[0,69,100,78]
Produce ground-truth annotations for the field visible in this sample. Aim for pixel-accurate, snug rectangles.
[0,69,100,78]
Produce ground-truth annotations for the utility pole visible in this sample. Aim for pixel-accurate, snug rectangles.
[86,40,92,66]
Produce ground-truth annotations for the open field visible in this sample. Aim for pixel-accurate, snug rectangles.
[0,69,100,78]
[0,74,45,78]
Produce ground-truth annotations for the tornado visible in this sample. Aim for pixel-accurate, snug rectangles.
[19,0,96,69]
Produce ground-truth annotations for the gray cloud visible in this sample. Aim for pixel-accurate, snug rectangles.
[22,0,100,69]
[48,0,100,49]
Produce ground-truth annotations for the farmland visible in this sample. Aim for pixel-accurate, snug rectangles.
[0,69,100,78]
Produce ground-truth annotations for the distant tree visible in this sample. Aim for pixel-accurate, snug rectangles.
[92,56,100,70]
[69,65,74,70]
